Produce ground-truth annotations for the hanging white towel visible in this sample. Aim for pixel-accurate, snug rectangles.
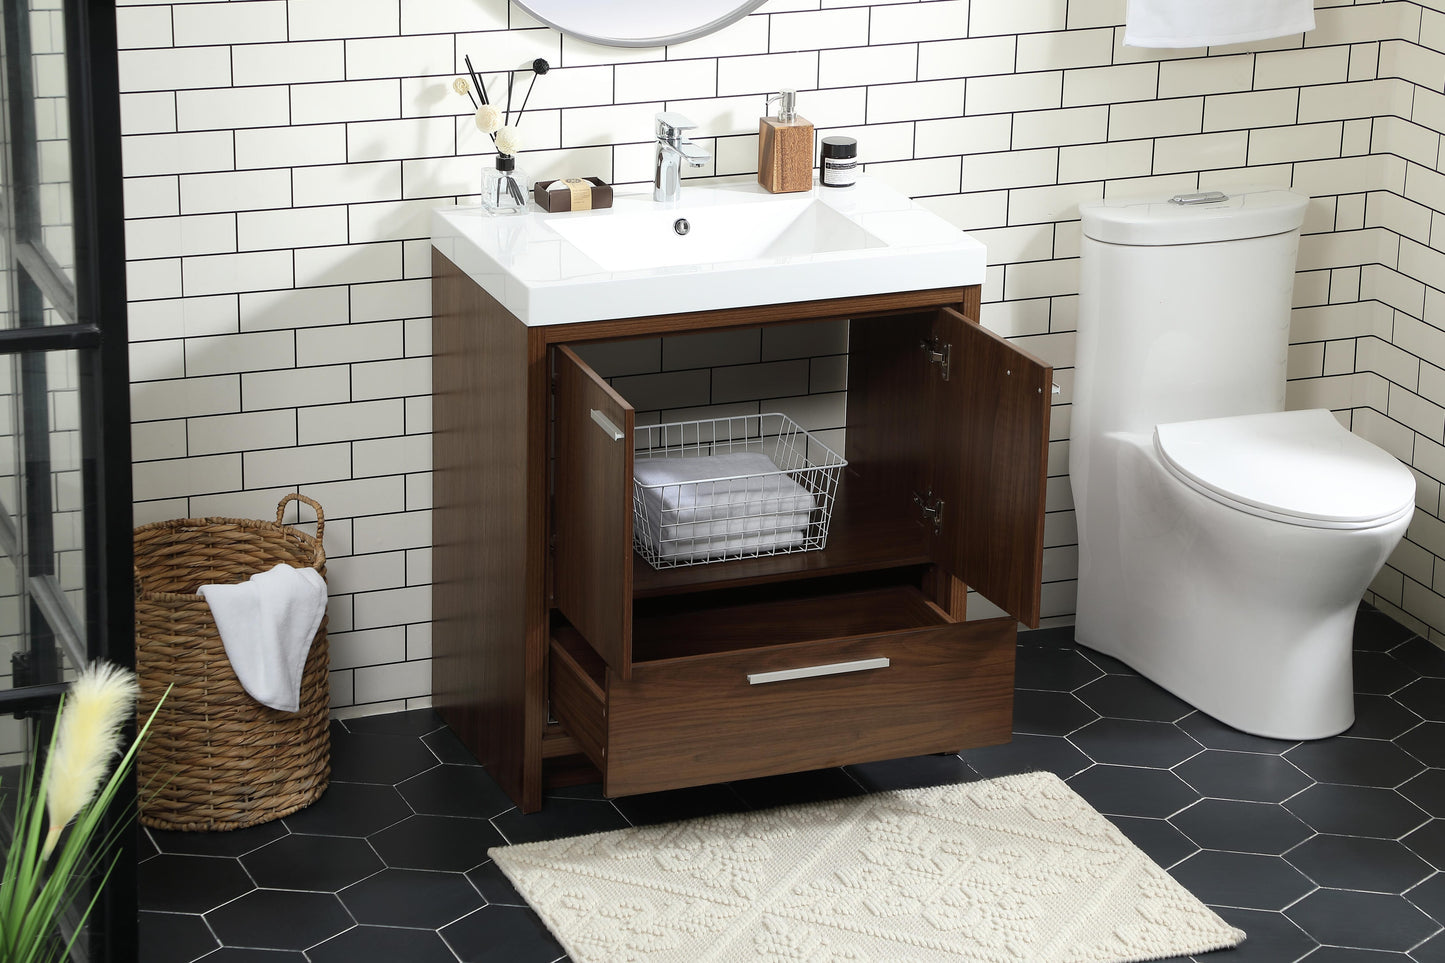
[1124,0,1314,48]
[198,563,328,712]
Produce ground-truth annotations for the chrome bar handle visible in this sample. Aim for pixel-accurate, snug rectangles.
[747,657,890,685]
[590,409,623,441]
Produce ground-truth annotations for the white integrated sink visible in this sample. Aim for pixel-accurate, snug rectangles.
[431,175,986,326]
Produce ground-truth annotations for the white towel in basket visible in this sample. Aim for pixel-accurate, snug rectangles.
[634,451,818,561]
[198,563,327,712]
[660,528,806,562]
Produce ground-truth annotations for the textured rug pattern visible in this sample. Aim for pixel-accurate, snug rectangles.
[490,771,1245,962]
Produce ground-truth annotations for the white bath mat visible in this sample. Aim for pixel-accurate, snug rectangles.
[489,770,1245,962]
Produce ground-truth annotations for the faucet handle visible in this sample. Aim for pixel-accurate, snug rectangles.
[656,111,697,138]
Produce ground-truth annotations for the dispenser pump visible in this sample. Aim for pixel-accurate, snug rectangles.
[758,89,813,194]
[767,89,798,123]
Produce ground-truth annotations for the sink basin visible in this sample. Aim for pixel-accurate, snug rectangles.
[431,175,986,326]
[546,196,885,273]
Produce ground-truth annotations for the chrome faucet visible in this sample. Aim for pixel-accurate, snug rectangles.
[653,112,710,202]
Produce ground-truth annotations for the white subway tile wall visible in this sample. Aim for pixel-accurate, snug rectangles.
[122,0,1445,714]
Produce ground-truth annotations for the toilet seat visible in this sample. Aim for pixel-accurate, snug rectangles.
[1154,409,1416,530]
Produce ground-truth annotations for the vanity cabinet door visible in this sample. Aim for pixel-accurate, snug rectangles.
[554,346,635,678]
[930,307,1052,627]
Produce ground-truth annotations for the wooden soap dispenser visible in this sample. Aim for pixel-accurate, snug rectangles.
[758,89,814,193]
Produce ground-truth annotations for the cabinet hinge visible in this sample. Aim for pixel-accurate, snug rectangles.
[912,490,944,535]
[920,337,950,380]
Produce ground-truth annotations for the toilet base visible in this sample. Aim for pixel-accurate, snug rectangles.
[1071,433,1409,742]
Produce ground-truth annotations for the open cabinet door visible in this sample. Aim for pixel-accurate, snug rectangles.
[930,307,1052,627]
[554,346,634,678]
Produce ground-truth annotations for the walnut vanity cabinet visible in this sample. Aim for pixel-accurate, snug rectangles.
[432,249,1052,813]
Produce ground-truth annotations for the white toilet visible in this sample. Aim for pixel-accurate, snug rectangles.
[1071,188,1416,740]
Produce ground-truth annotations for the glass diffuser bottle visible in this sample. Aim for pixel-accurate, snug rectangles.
[481,154,528,215]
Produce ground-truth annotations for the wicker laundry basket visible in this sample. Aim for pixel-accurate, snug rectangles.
[134,494,330,832]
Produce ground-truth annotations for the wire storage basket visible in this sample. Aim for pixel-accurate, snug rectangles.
[133,493,330,832]
[633,413,846,569]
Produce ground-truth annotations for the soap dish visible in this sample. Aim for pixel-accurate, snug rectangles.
[534,177,613,212]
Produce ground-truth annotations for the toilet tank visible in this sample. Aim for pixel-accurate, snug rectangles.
[1074,188,1309,437]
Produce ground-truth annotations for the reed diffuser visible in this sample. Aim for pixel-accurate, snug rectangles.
[455,57,549,214]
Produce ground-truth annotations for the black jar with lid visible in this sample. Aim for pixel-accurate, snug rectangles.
[820,135,857,188]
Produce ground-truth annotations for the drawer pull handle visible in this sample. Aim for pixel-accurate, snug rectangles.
[590,409,623,441]
[747,657,890,686]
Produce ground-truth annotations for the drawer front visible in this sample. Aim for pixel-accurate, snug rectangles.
[603,617,1015,798]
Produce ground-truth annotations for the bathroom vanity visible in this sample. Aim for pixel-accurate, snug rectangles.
[430,179,1052,812]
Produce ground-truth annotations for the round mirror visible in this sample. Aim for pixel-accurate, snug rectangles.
[513,0,770,47]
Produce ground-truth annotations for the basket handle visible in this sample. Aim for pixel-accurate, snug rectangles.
[277,493,325,543]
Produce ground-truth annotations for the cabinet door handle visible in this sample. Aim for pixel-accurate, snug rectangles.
[747,657,890,685]
[590,408,624,441]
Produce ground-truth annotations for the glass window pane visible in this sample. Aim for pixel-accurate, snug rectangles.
[28,0,74,287]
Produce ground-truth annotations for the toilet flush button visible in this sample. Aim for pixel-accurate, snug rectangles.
[1170,191,1229,205]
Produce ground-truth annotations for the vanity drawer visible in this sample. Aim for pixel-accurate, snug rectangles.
[548,585,1016,798]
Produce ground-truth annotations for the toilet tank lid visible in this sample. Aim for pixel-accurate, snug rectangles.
[1080,187,1309,245]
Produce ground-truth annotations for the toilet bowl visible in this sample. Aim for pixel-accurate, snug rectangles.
[1072,189,1416,740]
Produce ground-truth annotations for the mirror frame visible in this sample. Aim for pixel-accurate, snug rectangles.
[512,0,771,47]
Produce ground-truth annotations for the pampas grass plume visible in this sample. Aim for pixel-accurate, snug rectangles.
[41,662,138,861]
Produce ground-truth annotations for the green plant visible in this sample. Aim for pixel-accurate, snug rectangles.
[0,662,160,963]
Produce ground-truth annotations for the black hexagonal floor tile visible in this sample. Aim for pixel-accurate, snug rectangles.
[1176,749,1314,803]
[610,781,750,825]
[960,733,1093,780]
[440,905,565,963]
[1398,722,1445,768]
[1405,871,1445,924]
[1171,798,1313,855]
[308,925,458,963]
[421,725,482,766]
[197,949,306,961]
[1403,819,1445,870]
[1070,717,1203,768]
[139,854,254,914]
[1012,689,1099,736]
[1204,906,1317,962]
[467,860,527,907]
[1409,927,1445,962]
[340,868,485,929]
[1287,889,1437,951]
[1355,652,1421,697]
[1402,770,1445,818]
[725,767,866,810]
[1305,947,1417,962]
[206,890,352,952]
[1286,784,1429,838]
[1014,644,1104,692]
[343,707,443,736]
[1067,765,1198,818]
[1390,637,1445,678]
[1168,850,1315,911]
[370,814,508,872]
[1286,835,1432,893]
[844,752,977,792]
[1346,695,1424,741]
[329,728,440,785]
[1395,678,1445,720]
[1108,815,1198,868]
[1074,674,1194,722]
[1355,606,1417,651]
[398,763,516,818]
[282,781,412,837]
[1286,738,1425,788]
[147,819,288,858]
[1177,710,1300,754]
[240,832,383,891]
[140,911,220,963]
